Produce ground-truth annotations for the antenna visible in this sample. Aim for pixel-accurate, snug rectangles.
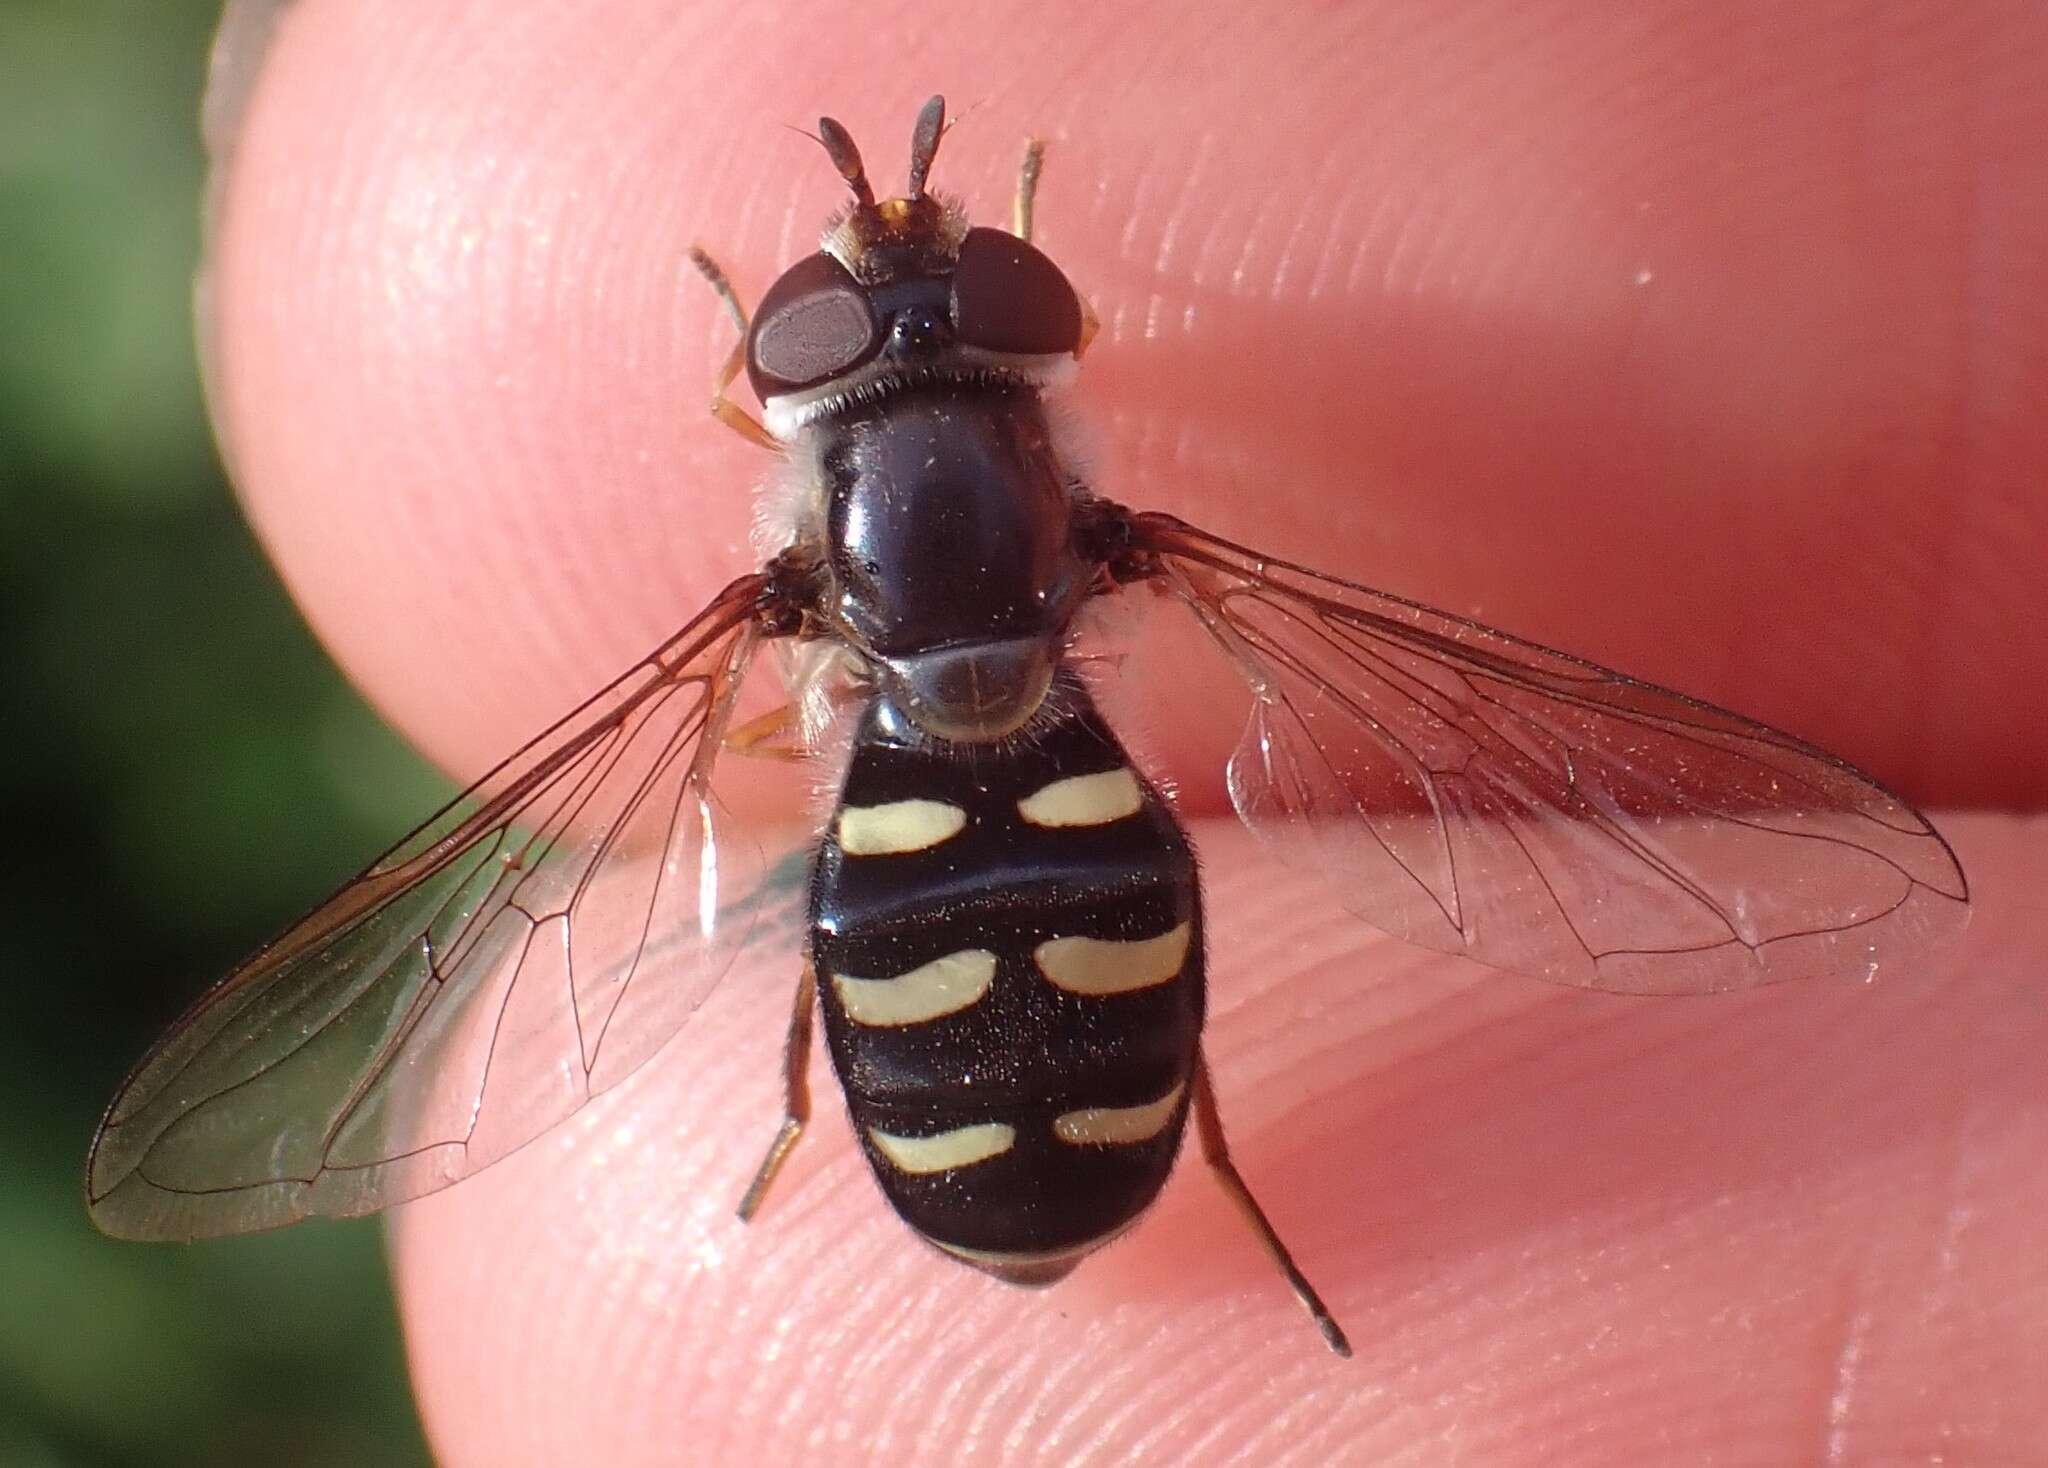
[816,114,875,208]
[906,94,946,199]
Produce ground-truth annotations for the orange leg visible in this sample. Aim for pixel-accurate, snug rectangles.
[686,245,781,452]
[1192,1054,1352,1358]
[737,963,816,1221]
[1077,295,1101,360]
[1011,140,1100,359]
[1013,138,1045,242]
[723,702,807,762]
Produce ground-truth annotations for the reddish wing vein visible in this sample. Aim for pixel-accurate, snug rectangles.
[1136,512,1968,994]
[88,575,779,1239]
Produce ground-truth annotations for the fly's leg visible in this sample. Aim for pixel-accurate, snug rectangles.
[1012,138,1045,242]
[726,675,859,761]
[1011,139,1101,358]
[737,963,817,1221]
[686,245,780,452]
[1192,1054,1352,1357]
[724,703,806,762]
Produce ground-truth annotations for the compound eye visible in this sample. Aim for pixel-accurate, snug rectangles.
[950,227,1083,356]
[746,252,880,398]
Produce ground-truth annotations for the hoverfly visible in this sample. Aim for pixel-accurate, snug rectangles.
[88,96,1968,1357]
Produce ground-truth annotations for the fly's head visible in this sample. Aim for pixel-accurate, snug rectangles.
[744,95,1088,440]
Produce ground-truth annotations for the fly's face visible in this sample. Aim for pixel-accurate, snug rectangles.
[738,99,1096,742]
[743,212,1086,417]
[739,103,1087,427]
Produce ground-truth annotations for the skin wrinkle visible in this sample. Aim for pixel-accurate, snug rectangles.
[1819,1287,1873,1465]
[959,1340,1049,1466]
[1300,173,1363,305]
[923,1339,1030,1464]
[1146,126,1212,287]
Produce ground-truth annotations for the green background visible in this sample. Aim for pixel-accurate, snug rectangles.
[3,4,441,1463]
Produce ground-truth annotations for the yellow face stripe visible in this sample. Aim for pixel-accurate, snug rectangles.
[831,949,998,1026]
[836,799,967,855]
[868,1122,1016,1175]
[1016,768,1143,828]
[1053,1082,1187,1146]
[1034,922,1191,995]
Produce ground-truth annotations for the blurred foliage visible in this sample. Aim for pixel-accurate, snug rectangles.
[2,4,440,1464]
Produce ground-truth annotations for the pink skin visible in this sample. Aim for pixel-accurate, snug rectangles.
[204,3,2048,1463]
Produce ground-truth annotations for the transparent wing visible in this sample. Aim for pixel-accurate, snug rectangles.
[89,575,789,1239]
[1132,511,1969,994]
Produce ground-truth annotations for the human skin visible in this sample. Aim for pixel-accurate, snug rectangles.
[203,2,2048,1464]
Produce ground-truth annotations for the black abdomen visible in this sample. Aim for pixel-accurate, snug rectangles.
[809,683,1202,1266]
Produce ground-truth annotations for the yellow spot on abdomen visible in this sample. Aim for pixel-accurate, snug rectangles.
[837,799,967,855]
[831,950,998,1026]
[1016,768,1143,827]
[1053,1082,1187,1145]
[868,1122,1016,1174]
[1034,922,1191,995]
